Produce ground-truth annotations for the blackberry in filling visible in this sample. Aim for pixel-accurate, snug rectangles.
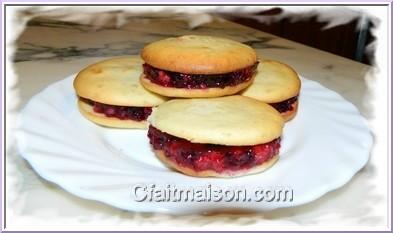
[269,96,298,113]
[148,126,280,173]
[143,63,258,89]
[80,98,152,121]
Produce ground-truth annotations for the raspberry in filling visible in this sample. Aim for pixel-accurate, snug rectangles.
[147,126,280,173]
[80,98,152,121]
[142,63,258,89]
[269,96,298,113]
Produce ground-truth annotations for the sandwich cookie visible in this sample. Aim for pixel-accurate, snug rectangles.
[241,60,301,121]
[74,56,167,128]
[147,96,284,177]
[140,35,258,98]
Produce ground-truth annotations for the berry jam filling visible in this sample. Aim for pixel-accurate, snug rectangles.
[148,126,280,173]
[269,96,298,113]
[80,98,152,121]
[143,63,258,89]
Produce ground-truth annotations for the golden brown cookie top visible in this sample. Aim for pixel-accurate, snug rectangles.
[241,60,301,103]
[141,35,257,74]
[73,56,167,107]
[149,95,284,146]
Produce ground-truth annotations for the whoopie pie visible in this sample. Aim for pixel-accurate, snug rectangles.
[140,35,258,98]
[241,60,301,121]
[73,56,167,128]
[147,95,284,177]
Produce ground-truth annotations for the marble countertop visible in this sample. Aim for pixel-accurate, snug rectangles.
[9,11,382,229]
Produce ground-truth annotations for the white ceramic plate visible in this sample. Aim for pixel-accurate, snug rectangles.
[16,75,372,214]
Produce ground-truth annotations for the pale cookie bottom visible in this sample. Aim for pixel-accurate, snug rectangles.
[154,149,279,178]
[78,99,148,129]
[279,100,299,122]
[140,74,255,98]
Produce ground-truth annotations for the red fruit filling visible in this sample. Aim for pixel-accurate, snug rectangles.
[147,126,280,173]
[142,63,258,89]
[80,98,152,121]
[269,96,298,113]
